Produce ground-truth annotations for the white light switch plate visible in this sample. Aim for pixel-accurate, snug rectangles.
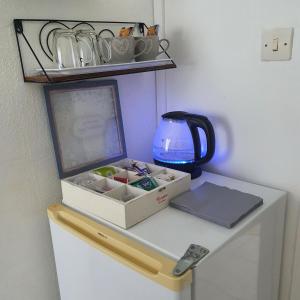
[261,28,294,61]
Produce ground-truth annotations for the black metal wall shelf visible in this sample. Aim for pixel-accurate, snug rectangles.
[14,19,176,84]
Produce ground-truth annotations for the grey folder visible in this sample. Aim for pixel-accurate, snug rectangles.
[170,182,263,228]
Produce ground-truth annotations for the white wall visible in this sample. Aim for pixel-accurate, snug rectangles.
[161,0,300,299]
[0,1,155,299]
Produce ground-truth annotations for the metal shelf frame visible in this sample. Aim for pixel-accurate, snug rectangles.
[13,18,176,84]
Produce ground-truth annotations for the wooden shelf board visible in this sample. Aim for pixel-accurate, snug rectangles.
[24,62,176,84]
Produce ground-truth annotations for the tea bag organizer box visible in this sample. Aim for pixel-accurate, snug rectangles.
[63,159,190,228]
[44,80,190,229]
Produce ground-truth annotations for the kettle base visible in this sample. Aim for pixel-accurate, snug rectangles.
[153,159,203,179]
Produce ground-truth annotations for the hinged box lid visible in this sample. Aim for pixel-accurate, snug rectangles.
[44,80,127,179]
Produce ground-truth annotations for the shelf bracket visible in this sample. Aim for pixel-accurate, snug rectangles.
[14,19,23,34]
[138,23,145,35]
[14,18,52,83]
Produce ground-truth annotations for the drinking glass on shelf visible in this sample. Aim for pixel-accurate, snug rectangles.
[52,29,80,69]
[75,29,101,67]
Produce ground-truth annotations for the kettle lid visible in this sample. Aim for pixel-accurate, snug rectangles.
[162,111,189,120]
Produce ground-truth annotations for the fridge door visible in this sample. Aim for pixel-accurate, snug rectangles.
[48,204,192,300]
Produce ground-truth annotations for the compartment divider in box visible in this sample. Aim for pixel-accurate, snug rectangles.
[67,172,104,187]
[89,178,124,194]
[104,185,147,203]
[145,163,166,175]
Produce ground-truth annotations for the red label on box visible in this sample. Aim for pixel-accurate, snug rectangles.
[156,193,168,204]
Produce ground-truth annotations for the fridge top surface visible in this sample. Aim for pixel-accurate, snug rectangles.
[79,171,287,260]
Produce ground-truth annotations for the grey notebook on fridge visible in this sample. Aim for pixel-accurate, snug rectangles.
[170,182,263,228]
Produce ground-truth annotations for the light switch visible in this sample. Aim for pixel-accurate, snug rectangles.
[261,28,294,61]
[272,38,279,52]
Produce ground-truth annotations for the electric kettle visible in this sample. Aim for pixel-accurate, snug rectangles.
[153,111,215,179]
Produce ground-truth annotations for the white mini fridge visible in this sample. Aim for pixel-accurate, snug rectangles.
[48,172,286,300]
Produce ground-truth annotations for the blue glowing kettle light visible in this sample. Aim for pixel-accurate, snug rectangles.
[153,111,215,179]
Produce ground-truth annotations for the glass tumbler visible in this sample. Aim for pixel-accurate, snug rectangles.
[52,29,80,69]
[76,30,101,67]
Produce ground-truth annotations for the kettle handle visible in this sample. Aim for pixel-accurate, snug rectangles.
[186,114,215,164]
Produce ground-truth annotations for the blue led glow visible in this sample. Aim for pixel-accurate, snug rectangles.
[153,118,209,165]
[156,159,194,165]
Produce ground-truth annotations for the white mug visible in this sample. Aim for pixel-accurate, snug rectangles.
[135,36,170,61]
[98,36,146,64]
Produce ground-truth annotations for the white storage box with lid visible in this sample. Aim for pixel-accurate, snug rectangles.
[44,80,191,228]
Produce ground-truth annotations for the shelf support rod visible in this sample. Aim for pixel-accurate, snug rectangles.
[14,19,52,83]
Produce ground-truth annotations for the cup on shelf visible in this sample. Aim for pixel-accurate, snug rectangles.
[52,29,81,69]
[134,36,170,61]
[51,27,163,69]
[98,29,147,64]
[75,29,101,67]
[52,28,110,69]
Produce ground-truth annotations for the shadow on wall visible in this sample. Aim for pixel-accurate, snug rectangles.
[168,29,200,66]
[208,114,234,165]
